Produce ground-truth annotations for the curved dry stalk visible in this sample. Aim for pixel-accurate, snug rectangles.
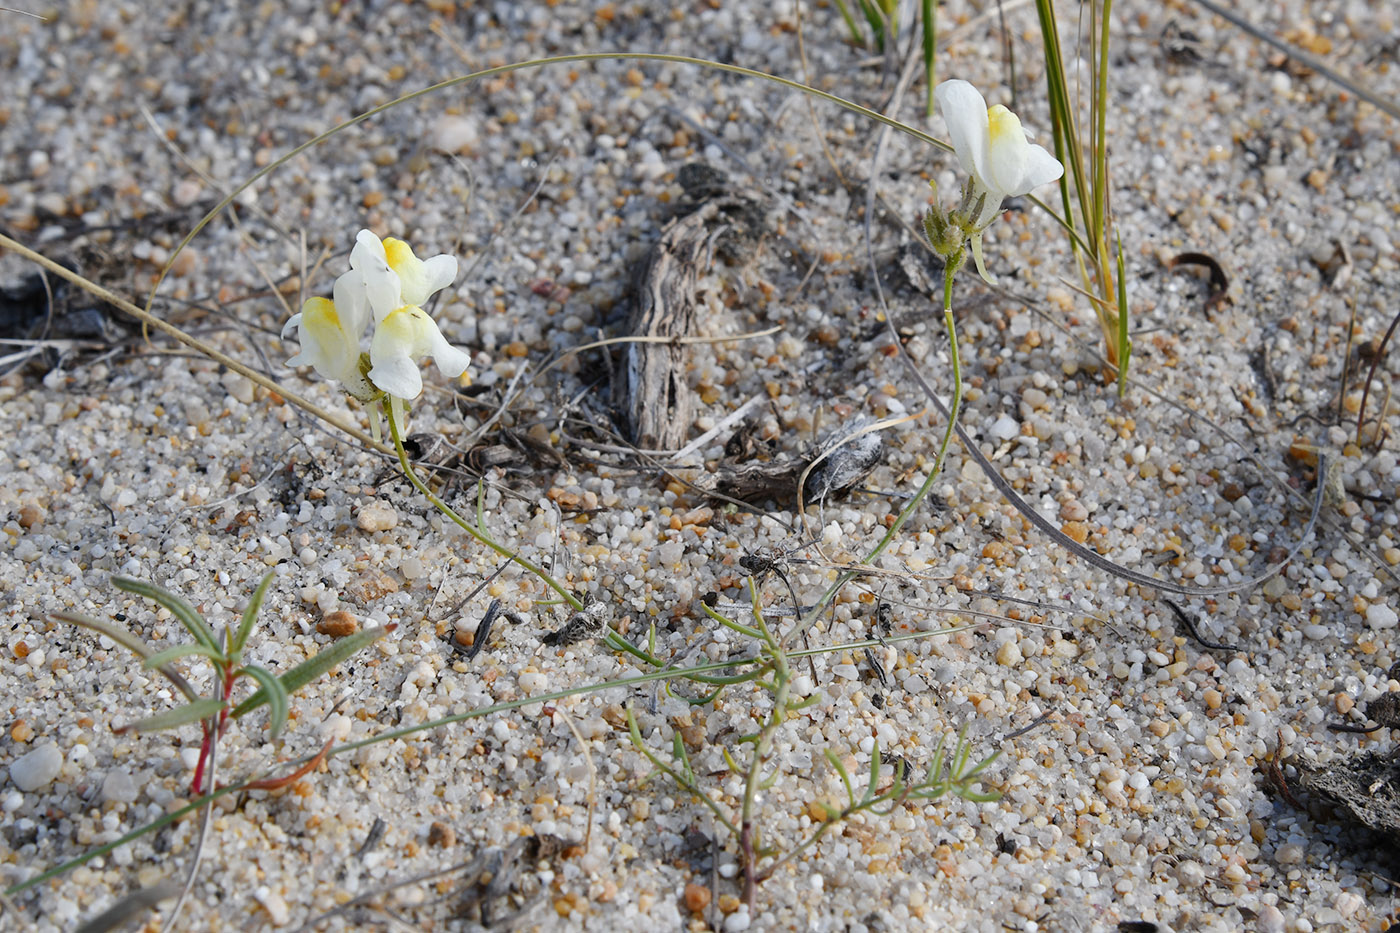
[1188,0,1400,122]
[0,233,392,455]
[550,705,598,853]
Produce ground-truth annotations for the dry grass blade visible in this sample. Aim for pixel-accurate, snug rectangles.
[1188,0,1400,121]
[73,881,181,933]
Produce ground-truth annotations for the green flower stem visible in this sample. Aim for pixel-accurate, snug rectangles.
[387,403,681,668]
[798,262,965,630]
[387,401,582,612]
[738,584,794,908]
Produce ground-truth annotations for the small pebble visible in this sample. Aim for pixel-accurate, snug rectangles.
[101,768,139,804]
[1256,904,1286,933]
[221,371,256,405]
[9,743,63,792]
[988,414,1019,442]
[356,502,398,532]
[1365,603,1398,629]
[317,610,359,638]
[430,114,478,153]
[427,821,455,847]
[254,887,290,925]
[683,882,711,913]
[996,641,1023,666]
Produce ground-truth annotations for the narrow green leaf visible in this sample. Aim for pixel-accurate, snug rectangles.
[232,571,277,657]
[128,698,226,733]
[866,740,882,801]
[1114,231,1131,396]
[52,610,154,660]
[858,0,886,51]
[831,0,864,43]
[236,664,289,739]
[52,611,200,703]
[112,577,218,652]
[230,625,389,719]
[142,643,223,669]
[826,749,856,807]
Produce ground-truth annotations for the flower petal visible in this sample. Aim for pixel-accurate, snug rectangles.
[285,296,374,398]
[935,80,990,185]
[280,311,303,341]
[1016,143,1065,194]
[349,230,402,320]
[984,105,1031,197]
[382,238,457,307]
[330,270,371,342]
[368,305,470,400]
[969,233,996,286]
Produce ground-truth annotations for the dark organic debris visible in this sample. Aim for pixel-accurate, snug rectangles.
[457,598,503,661]
[1328,691,1400,734]
[803,417,885,505]
[700,416,886,507]
[455,833,578,927]
[541,596,611,647]
[1163,599,1240,653]
[0,266,127,375]
[1299,748,1400,842]
[1167,251,1231,312]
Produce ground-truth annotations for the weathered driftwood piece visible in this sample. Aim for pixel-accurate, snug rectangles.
[620,201,728,450]
[619,165,765,451]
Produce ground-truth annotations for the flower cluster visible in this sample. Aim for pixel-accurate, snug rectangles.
[927,79,1064,285]
[282,230,470,403]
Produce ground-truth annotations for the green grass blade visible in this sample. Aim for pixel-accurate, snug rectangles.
[866,740,882,801]
[230,625,390,719]
[112,577,218,652]
[1092,0,1113,249]
[921,0,937,117]
[826,749,856,807]
[51,611,201,703]
[127,697,226,733]
[142,643,223,669]
[1114,231,1131,395]
[671,732,696,784]
[232,571,276,657]
[831,0,865,43]
[236,664,289,739]
[858,0,887,52]
[51,610,154,659]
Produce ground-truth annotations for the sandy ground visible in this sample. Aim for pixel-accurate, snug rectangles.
[2,1,1400,931]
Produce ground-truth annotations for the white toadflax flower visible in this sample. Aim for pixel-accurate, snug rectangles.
[349,229,458,320]
[283,228,469,413]
[281,271,375,400]
[369,304,472,400]
[929,79,1064,284]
